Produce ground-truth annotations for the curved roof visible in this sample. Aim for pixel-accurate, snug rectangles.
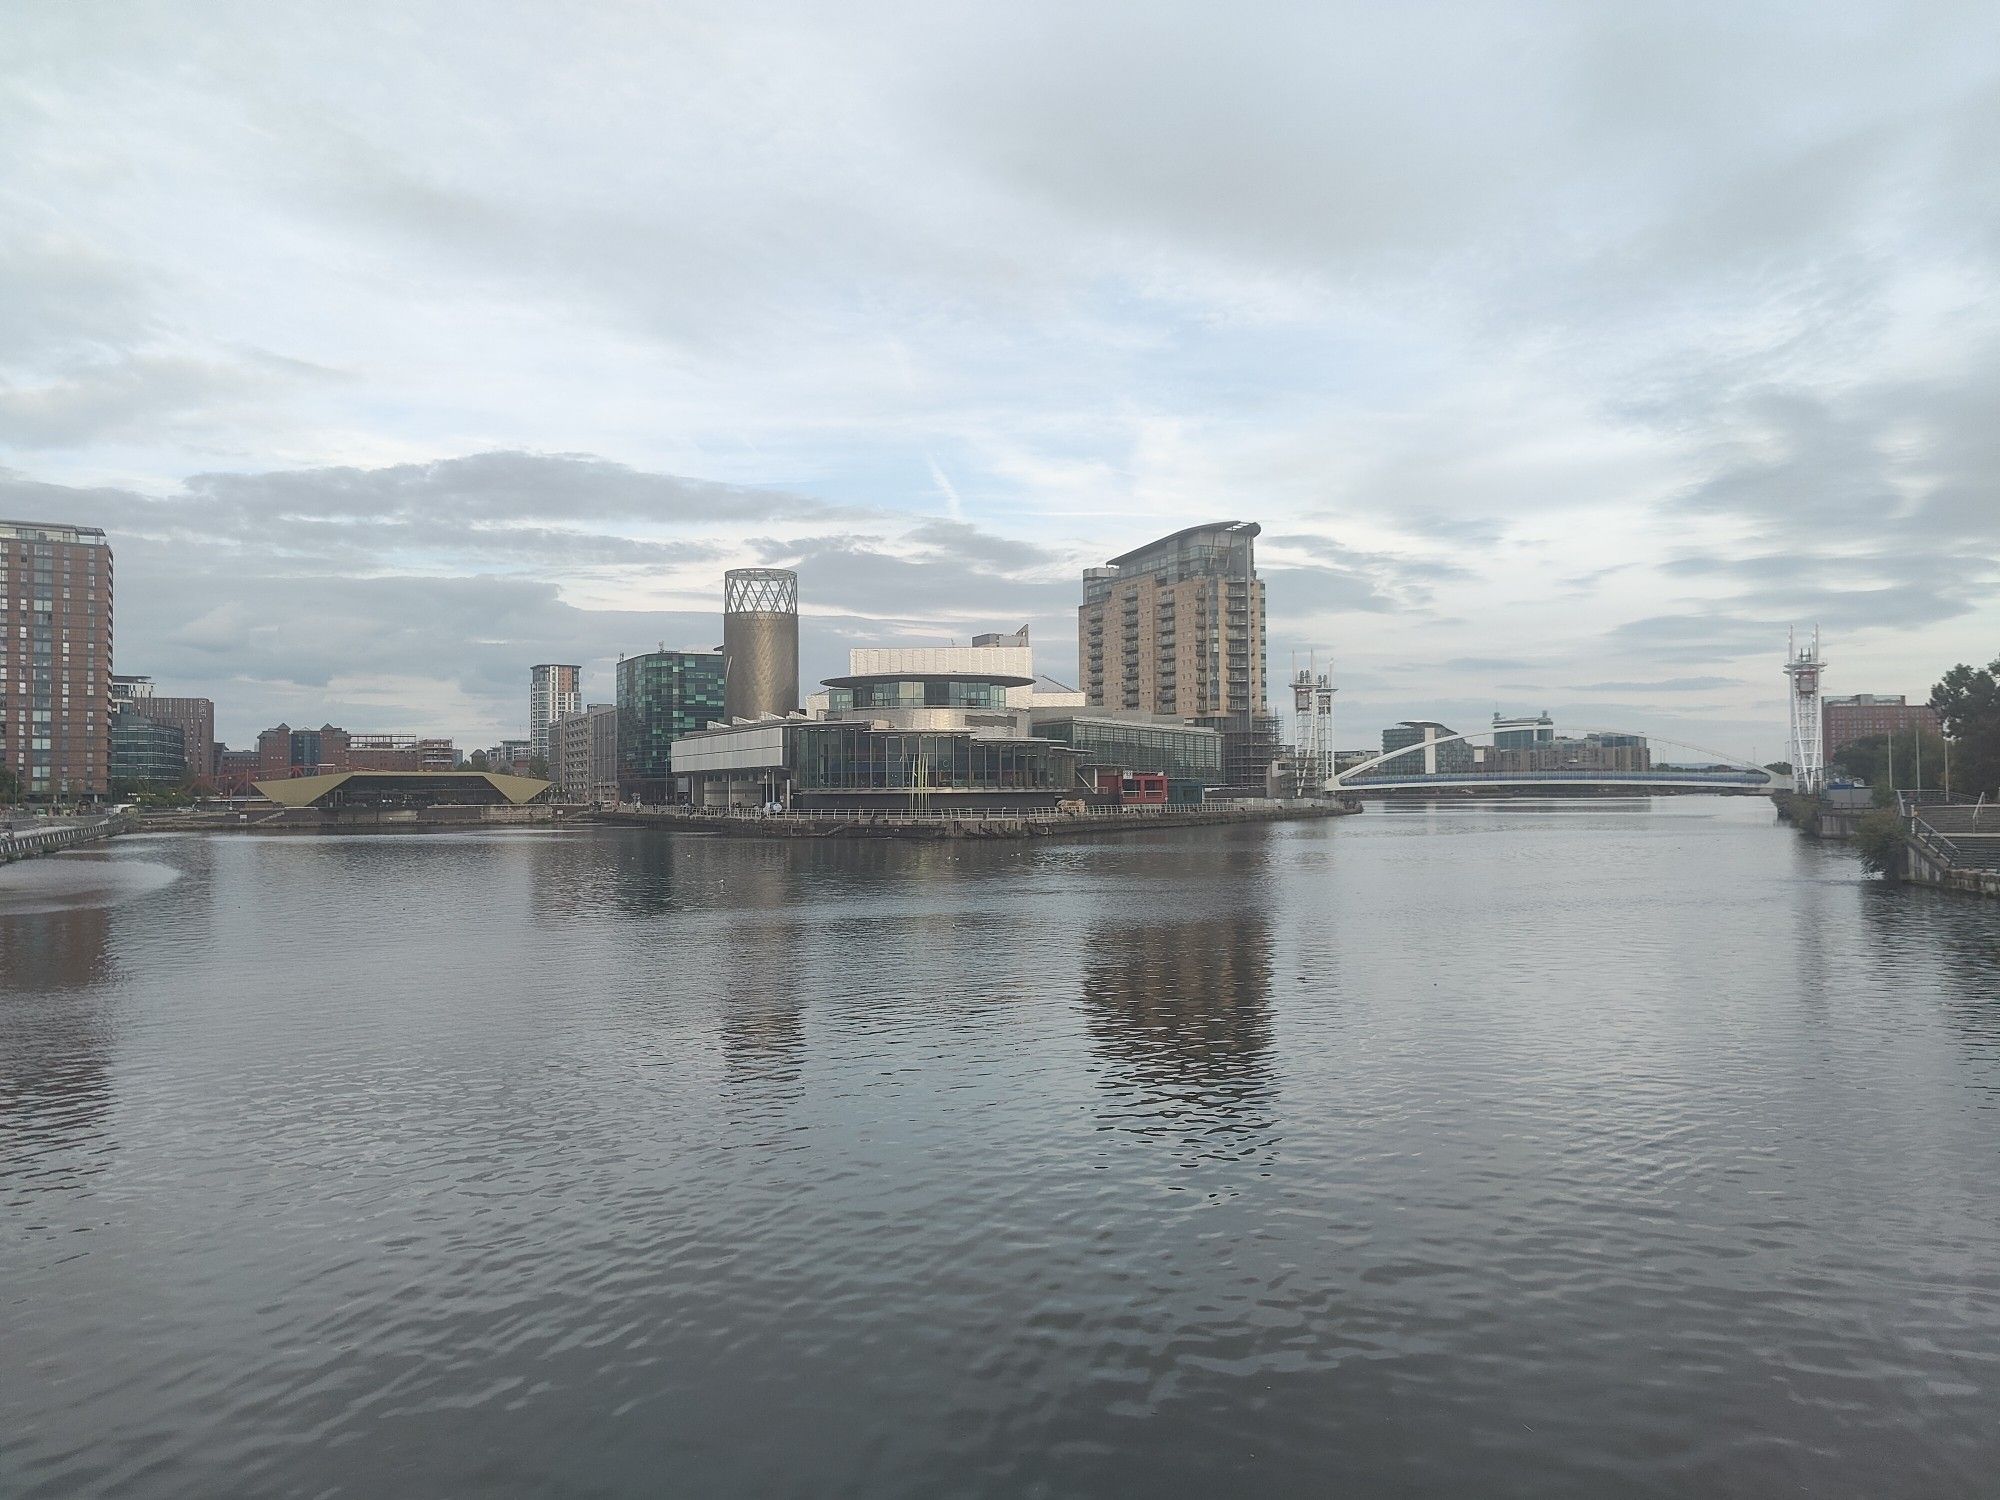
[1106,520,1259,569]
[820,672,1036,689]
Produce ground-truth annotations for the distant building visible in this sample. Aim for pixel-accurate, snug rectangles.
[257,723,352,778]
[110,706,186,787]
[252,724,451,778]
[550,703,618,804]
[1822,694,1940,759]
[1380,721,1474,776]
[1489,731,1652,774]
[140,697,217,783]
[1491,711,1556,749]
[485,739,533,775]
[106,680,215,784]
[1,519,113,798]
[1080,522,1266,720]
[617,649,726,802]
[215,747,262,795]
[529,664,581,763]
[349,733,456,772]
[674,669,1079,813]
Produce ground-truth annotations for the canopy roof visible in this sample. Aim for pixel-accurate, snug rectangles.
[254,770,551,807]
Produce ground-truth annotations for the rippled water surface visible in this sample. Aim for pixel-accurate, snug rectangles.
[6,803,2000,1498]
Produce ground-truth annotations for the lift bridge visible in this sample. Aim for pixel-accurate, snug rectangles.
[1330,725,1776,796]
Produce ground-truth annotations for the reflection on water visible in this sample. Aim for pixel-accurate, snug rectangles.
[1083,842,1276,1171]
[0,900,116,1210]
[5,807,2000,1499]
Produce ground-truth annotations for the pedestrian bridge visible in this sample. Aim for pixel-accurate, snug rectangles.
[1329,724,1774,796]
[1340,768,1773,794]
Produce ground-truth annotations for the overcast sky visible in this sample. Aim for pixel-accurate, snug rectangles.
[5,1,1998,758]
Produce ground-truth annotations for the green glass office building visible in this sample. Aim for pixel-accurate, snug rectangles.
[616,649,725,802]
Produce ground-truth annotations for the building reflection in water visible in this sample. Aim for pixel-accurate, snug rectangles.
[1081,840,1278,1172]
[0,902,117,1201]
[711,845,809,1096]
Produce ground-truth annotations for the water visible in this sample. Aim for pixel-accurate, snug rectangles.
[4,801,1999,1498]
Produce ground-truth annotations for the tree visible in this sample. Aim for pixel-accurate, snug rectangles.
[1854,808,1906,879]
[1831,730,1951,804]
[1763,761,1792,775]
[1932,655,2000,799]
[0,763,19,803]
[468,749,490,771]
[527,754,550,780]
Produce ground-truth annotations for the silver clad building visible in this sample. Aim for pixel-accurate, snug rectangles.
[721,568,799,722]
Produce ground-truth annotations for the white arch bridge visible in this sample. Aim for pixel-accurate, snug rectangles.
[1328,725,1777,796]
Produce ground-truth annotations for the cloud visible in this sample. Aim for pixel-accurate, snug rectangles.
[1570,677,1742,692]
[4,2,2000,759]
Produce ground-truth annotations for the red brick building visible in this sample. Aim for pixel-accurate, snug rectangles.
[1822,695,1941,759]
[1,519,112,799]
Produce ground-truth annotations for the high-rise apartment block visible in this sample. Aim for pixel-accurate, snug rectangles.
[529,664,582,762]
[1,520,113,799]
[1080,522,1266,720]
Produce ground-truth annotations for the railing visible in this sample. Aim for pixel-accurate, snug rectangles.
[1908,815,1962,871]
[1,817,119,859]
[1343,769,1771,787]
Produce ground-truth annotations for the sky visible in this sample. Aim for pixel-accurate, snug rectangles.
[4,0,1998,760]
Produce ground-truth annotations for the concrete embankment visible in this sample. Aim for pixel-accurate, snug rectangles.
[600,801,1360,840]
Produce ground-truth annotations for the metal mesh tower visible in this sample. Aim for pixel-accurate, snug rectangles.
[722,568,800,721]
[1784,626,1826,794]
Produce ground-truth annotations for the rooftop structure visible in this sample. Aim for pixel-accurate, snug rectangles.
[847,625,1084,710]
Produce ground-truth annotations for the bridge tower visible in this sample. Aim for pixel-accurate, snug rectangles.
[1292,660,1336,791]
[1783,626,1827,794]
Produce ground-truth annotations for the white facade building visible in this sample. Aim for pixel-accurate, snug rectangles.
[846,627,1084,711]
[529,663,582,762]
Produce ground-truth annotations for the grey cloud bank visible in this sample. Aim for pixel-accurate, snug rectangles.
[3,1,1998,754]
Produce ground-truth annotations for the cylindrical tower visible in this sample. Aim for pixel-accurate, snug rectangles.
[722,567,800,720]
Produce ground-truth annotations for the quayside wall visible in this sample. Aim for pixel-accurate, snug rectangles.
[601,801,1359,841]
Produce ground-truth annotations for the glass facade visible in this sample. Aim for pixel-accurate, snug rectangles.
[617,650,725,800]
[1035,715,1222,802]
[109,707,186,786]
[847,678,1010,710]
[793,724,1079,793]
